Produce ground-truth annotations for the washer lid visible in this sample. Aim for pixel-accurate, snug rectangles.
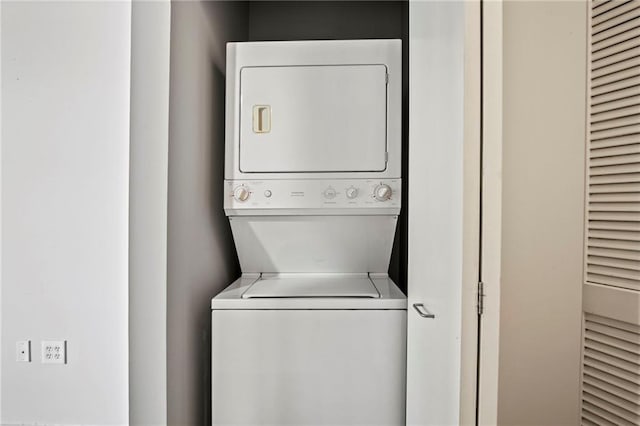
[241,274,380,299]
[212,274,406,310]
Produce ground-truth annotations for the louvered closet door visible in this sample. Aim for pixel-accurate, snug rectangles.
[583,1,640,424]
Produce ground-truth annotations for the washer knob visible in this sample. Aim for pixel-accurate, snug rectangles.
[374,184,392,202]
[323,187,337,199]
[233,186,250,202]
[346,187,359,199]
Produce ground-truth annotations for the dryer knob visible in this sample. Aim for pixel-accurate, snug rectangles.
[346,187,359,199]
[374,184,392,202]
[233,186,250,202]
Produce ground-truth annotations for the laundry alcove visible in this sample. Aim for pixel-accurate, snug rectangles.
[167,2,409,424]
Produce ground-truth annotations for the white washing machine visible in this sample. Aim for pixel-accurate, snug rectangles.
[212,40,406,425]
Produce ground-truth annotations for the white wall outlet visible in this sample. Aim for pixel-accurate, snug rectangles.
[41,340,67,364]
[16,340,31,362]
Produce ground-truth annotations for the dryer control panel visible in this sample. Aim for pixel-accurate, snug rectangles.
[224,179,401,212]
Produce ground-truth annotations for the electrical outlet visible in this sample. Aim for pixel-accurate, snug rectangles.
[41,340,66,364]
[16,340,31,362]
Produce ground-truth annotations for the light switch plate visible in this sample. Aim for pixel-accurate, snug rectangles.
[41,340,66,364]
[16,340,31,362]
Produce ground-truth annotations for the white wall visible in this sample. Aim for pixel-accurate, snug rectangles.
[1,2,131,424]
[129,1,171,424]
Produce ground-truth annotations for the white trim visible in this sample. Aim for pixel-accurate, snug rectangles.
[129,1,171,424]
[583,283,640,325]
[460,0,481,424]
[478,1,503,424]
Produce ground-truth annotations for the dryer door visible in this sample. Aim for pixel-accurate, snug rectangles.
[239,64,388,173]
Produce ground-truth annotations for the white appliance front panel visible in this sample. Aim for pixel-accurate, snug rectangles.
[211,309,406,425]
[229,215,397,273]
[240,65,388,173]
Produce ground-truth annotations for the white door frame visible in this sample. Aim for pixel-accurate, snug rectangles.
[461,0,482,424]
[477,0,503,424]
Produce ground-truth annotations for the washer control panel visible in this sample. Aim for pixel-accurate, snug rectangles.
[225,179,401,210]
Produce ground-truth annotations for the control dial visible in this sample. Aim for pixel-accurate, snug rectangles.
[323,187,337,199]
[346,187,359,199]
[374,184,392,202]
[233,186,250,202]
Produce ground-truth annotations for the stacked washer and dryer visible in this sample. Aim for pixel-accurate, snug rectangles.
[211,39,406,425]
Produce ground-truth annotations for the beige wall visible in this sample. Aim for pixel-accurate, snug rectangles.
[493,1,587,424]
